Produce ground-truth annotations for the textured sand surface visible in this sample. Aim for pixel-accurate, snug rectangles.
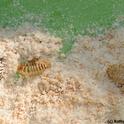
[0,28,124,124]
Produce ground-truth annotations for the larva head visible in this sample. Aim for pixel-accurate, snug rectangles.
[16,64,26,77]
[17,64,24,72]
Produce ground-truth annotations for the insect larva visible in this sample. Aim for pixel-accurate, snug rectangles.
[17,58,51,77]
[107,64,124,88]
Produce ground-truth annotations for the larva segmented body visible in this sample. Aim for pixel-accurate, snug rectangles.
[17,58,51,77]
[107,64,124,87]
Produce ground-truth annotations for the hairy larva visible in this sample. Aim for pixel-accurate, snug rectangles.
[17,58,51,77]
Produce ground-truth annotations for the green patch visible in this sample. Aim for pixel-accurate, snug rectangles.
[15,72,20,80]
[0,0,124,54]
[60,41,73,54]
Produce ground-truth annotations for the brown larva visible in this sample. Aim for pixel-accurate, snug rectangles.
[107,64,124,87]
[17,58,51,77]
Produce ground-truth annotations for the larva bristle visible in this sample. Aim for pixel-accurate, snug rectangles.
[35,64,39,73]
[30,64,33,72]
[33,64,36,70]
[39,63,43,70]
[38,64,42,71]
[37,64,40,70]
[24,65,28,73]
[43,64,46,69]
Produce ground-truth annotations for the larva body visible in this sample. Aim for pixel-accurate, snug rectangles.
[17,58,51,77]
[107,64,124,86]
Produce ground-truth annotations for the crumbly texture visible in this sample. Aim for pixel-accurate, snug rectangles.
[0,28,124,124]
